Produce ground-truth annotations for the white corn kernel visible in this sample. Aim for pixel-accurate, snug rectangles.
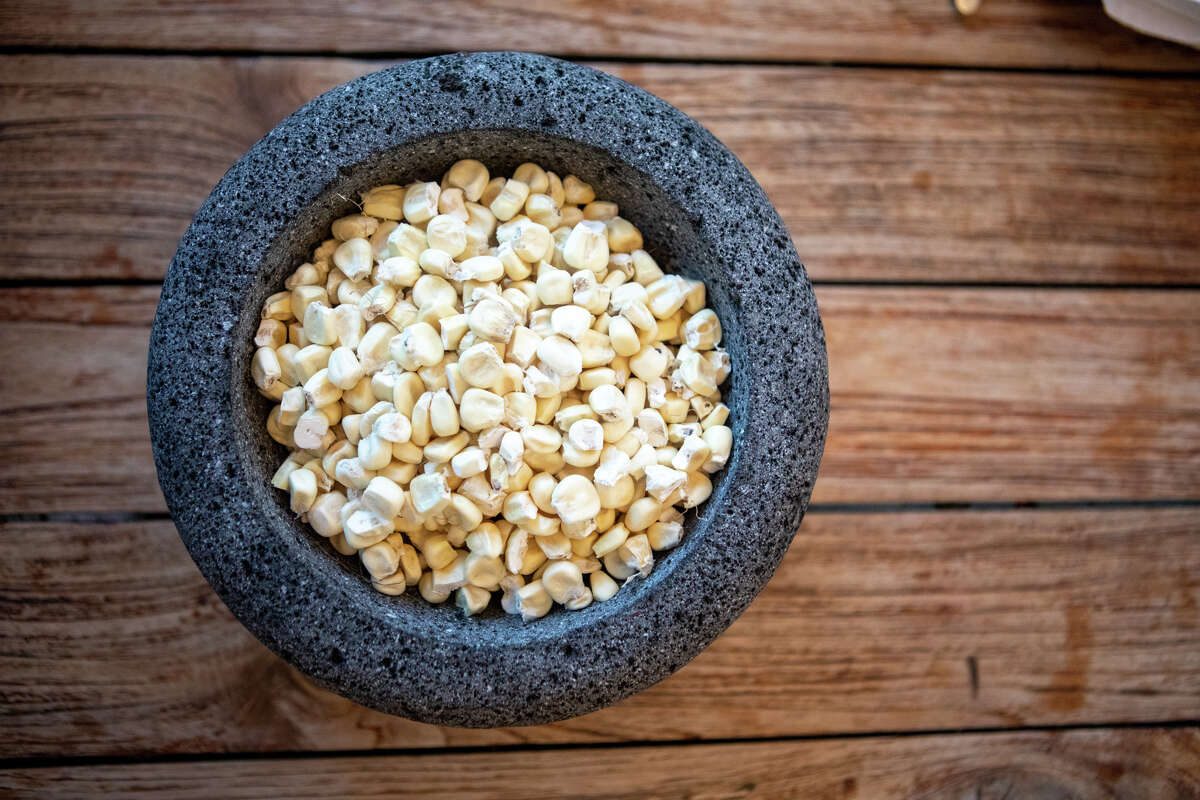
[514,580,552,621]
[535,266,573,306]
[358,432,393,470]
[261,291,292,320]
[607,315,641,357]
[358,283,397,320]
[682,471,713,509]
[357,321,399,375]
[445,493,484,532]
[468,295,519,343]
[251,347,283,393]
[624,497,662,532]
[424,431,470,463]
[325,346,363,390]
[702,424,732,472]
[451,446,489,478]
[403,181,440,224]
[568,419,604,452]
[675,348,719,396]
[453,584,490,616]
[302,301,339,346]
[672,434,712,472]
[605,216,642,252]
[617,533,654,577]
[511,221,553,263]
[333,237,373,281]
[525,193,562,229]
[288,468,317,514]
[292,408,330,450]
[361,540,400,580]
[512,162,549,193]
[466,523,505,558]
[432,553,469,593]
[550,305,593,342]
[644,464,687,502]
[460,388,506,431]
[504,528,530,574]
[504,392,536,430]
[458,341,504,388]
[373,412,412,444]
[255,319,288,349]
[362,476,404,520]
[410,471,451,515]
[646,520,684,551]
[333,304,364,349]
[551,475,601,525]
[334,457,374,490]
[411,273,455,309]
[446,159,490,202]
[343,508,393,549]
[537,335,583,378]
[308,491,347,537]
[303,369,342,408]
[563,175,595,205]
[563,219,609,272]
[490,179,530,222]
[541,560,586,605]
[390,321,444,369]
[583,200,618,221]
[587,384,629,422]
[331,214,378,242]
[620,300,656,332]
[419,571,451,603]
[360,185,404,220]
[499,429,525,472]
[277,387,305,427]
[429,388,460,437]
[683,308,721,350]
[592,523,629,557]
[438,187,469,220]
[590,570,619,602]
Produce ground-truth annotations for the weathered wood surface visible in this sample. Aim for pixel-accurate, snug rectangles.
[3,57,1198,284]
[2,728,1198,798]
[4,285,1198,513]
[3,508,1197,757]
[2,0,1199,71]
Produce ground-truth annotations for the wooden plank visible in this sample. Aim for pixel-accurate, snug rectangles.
[3,730,1198,798]
[815,287,1200,503]
[2,56,1198,284]
[2,508,1197,756]
[3,285,1198,513]
[2,0,1199,70]
[0,287,163,514]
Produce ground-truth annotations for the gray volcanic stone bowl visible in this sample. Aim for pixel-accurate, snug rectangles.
[147,51,828,727]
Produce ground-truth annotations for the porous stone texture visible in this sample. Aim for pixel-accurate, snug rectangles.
[147,52,828,727]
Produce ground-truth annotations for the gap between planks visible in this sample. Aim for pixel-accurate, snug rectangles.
[1,727,1197,798]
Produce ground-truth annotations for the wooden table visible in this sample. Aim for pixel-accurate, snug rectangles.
[2,2,1199,796]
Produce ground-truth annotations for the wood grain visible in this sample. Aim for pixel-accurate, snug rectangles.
[3,508,1198,757]
[2,0,1198,70]
[3,285,1198,513]
[4,729,1199,798]
[2,56,1198,284]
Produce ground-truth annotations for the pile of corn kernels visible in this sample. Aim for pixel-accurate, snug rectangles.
[251,160,732,620]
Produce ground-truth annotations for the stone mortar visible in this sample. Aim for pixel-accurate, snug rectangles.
[147,52,829,727]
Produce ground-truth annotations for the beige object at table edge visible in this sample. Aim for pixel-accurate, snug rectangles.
[1104,0,1200,47]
